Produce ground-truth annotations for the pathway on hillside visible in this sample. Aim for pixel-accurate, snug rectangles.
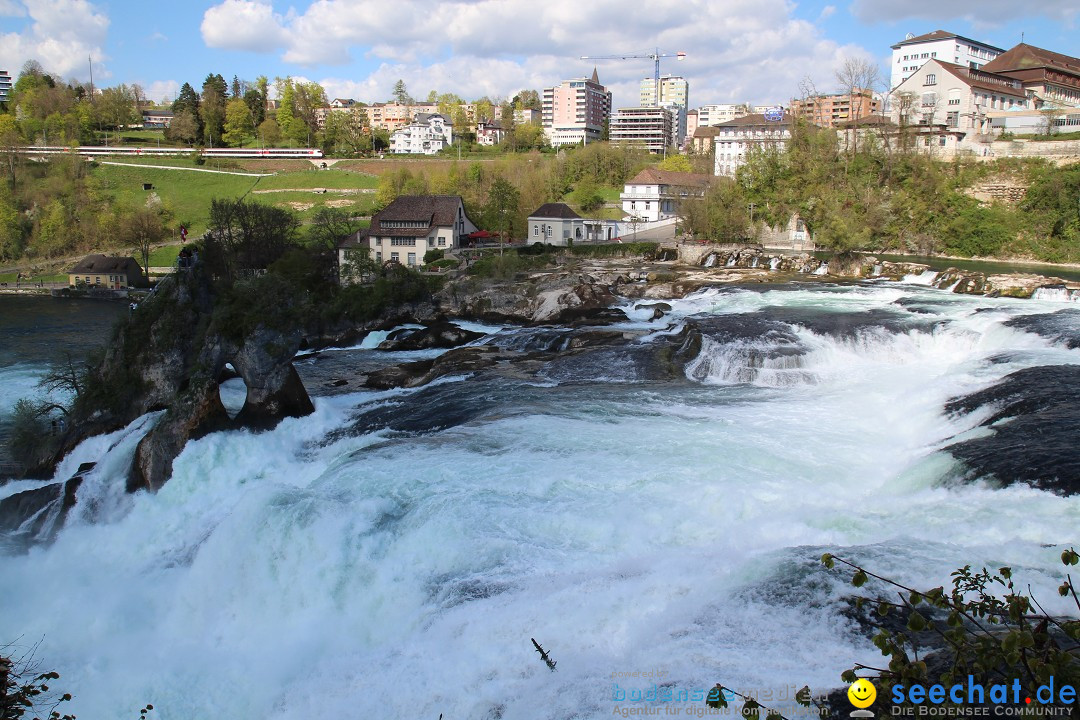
[98,161,274,177]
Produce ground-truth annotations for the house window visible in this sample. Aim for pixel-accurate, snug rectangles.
[533,226,539,236]
[428,237,435,246]
[85,276,90,283]
[924,74,936,86]
[939,137,947,146]
[946,112,959,127]
[408,253,416,266]
[376,252,382,263]
[438,238,446,246]
[391,252,399,262]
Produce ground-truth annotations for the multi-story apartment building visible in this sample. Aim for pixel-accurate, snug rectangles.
[890,30,1004,91]
[639,75,689,109]
[365,102,440,133]
[609,106,676,153]
[542,69,612,146]
[0,70,12,104]
[696,104,750,126]
[712,114,793,177]
[389,113,453,155]
[790,89,881,128]
[981,43,1080,108]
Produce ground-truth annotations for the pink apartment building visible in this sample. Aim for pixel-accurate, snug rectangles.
[542,69,612,146]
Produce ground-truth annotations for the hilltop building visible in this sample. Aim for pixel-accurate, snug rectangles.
[609,106,678,153]
[0,69,11,104]
[542,69,612,146]
[890,30,1004,90]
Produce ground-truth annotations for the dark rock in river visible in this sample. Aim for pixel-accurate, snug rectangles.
[944,365,1080,493]
[377,319,486,351]
[1004,309,1080,349]
[0,462,93,547]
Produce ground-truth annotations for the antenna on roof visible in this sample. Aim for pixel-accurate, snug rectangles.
[1021,31,1025,43]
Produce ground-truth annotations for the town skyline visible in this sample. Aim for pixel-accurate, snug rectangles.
[1,0,1079,109]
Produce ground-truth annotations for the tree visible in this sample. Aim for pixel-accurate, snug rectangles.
[481,177,521,250]
[571,178,604,213]
[222,97,254,146]
[0,114,20,192]
[657,154,693,173]
[512,89,541,111]
[172,82,203,139]
[835,57,881,155]
[205,198,300,279]
[200,73,228,146]
[307,206,361,249]
[289,81,327,146]
[682,179,750,242]
[321,107,370,156]
[96,84,138,134]
[122,207,167,281]
[165,108,200,145]
[392,79,411,105]
[258,117,281,146]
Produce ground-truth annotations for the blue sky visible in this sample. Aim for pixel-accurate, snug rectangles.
[1,0,1078,108]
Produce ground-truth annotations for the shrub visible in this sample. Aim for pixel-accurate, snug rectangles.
[423,249,445,264]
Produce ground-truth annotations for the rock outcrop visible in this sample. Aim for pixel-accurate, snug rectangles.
[0,462,93,549]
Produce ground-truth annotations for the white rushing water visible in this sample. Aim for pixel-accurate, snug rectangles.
[2,281,1080,720]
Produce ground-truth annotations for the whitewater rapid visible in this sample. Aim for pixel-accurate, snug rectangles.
[1,281,1079,720]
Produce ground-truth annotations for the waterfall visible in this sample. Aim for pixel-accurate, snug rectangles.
[769,257,780,271]
[1032,286,1080,302]
[813,263,829,276]
[725,255,737,267]
[704,253,716,268]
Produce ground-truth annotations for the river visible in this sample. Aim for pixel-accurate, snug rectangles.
[0,279,1078,719]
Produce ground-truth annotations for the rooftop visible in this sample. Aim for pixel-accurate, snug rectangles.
[69,254,141,274]
[891,30,1004,53]
[529,203,581,220]
[626,168,713,188]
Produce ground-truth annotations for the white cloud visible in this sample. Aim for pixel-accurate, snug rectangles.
[0,0,26,16]
[146,79,179,103]
[0,0,108,78]
[200,0,288,53]
[201,0,876,106]
[849,0,1078,25]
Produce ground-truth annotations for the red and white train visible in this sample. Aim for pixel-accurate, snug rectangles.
[18,146,324,158]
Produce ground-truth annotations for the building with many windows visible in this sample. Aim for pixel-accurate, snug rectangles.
[981,43,1080,108]
[620,168,712,223]
[890,30,1004,90]
[542,69,612,146]
[0,69,11,104]
[527,203,619,245]
[712,114,793,177]
[389,113,453,155]
[890,59,1030,137]
[337,195,476,279]
[695,104,751,127]
[639,75,689,109]
[790,89,881,128]
[609,106,677,153]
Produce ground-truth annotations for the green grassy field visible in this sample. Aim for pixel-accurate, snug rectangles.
[0,272,68,284]
[148,246,181,267]
[255,168,378,190]
[92,164,261,236]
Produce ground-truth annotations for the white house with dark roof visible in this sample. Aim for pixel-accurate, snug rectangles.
[527,203,619,246]
[337,195,476,280]
[68,255,143,288]
[389,113,453,155]
[620,168,712,222]
[890,30,1004,91]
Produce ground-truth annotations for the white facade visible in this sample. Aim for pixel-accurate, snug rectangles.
[619,170,711,223]
[696,104,750,126]
[890,60,1030,135]
[0,70,11,104]
[389,113,453,155]
[712,115,793,177]
[890,31,1004,91]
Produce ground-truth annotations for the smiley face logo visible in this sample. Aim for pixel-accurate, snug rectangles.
[848,678,876,709]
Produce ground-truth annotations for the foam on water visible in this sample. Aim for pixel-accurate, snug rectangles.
[2,284,1080,719]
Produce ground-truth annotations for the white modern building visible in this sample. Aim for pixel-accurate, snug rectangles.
[890,30,1004,91]
[542,69,612,146]
[695,104,750,127]
[620,168,712,223]
[713,114,793,177]
[0,69,11,104]
[389,113,453,155]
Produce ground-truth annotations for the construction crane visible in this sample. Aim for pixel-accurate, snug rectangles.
[579,48,686,106]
